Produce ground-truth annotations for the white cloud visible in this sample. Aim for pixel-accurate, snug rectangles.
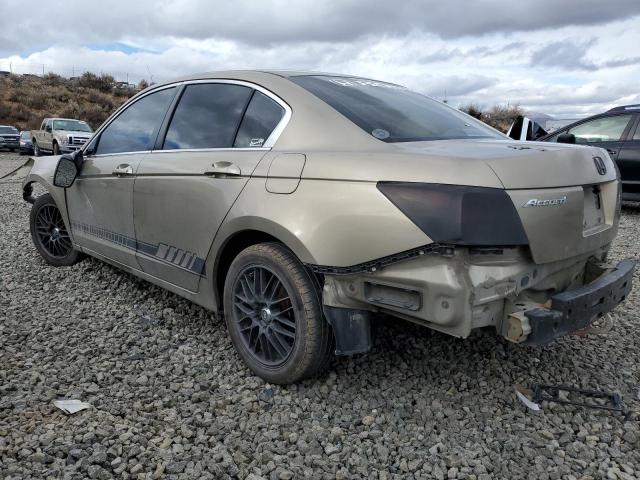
[0,1,639,117]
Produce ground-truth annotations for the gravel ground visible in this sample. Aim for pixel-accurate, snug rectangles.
[1,150,639,480]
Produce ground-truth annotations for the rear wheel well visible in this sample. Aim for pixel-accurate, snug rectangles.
[215,230,280,306]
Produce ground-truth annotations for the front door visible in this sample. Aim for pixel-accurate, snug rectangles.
[564,113,634,161]
[617,115,640,198]
[133,81,288,292]
[67,86,178,269]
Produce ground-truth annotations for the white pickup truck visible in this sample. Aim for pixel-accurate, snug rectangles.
[31,118,93,156]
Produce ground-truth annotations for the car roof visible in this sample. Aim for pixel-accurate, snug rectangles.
[606,104,640,113]
[141,69,404,93]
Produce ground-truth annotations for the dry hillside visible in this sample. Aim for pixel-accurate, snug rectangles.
[0,72,144,132]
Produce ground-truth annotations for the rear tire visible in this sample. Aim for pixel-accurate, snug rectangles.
[223,242,333,384]
[30,193,83,266]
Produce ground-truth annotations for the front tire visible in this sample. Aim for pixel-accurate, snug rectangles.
[30,194,83,266]
[33,140,41,157]
[223,243,333,384]
[53,142,60,155]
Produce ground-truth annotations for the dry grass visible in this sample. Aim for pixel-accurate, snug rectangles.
[0,73,139,131]
[460,103,524,133]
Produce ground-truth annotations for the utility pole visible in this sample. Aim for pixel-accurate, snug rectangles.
[42,64,44,76]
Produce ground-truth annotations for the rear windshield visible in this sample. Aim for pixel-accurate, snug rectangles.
[290,75,504,143]
[52,119,93,132]
[0,126,18,134]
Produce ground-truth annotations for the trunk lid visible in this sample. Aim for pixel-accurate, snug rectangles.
[392,139,619,264]
[393,139,617,188]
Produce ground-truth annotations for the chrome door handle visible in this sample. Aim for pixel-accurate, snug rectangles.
[113,164,133,176]
[606,149,617,155]
[204,161,241,178]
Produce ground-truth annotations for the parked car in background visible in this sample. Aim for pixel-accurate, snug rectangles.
[19,131,34,155]
[31,118,93,156]
[22,71,634,383]
[509,105,640,202]
[0,125,20,151]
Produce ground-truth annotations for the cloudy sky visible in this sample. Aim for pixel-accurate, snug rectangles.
[1,0,639,117]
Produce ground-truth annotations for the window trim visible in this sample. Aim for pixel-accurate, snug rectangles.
[85,80,291,157]
[155,79,291,153]
[629,114,640,141]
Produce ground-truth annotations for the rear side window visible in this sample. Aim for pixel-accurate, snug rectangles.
[234,92,285,147]
[96,87,176,155]
[163,83,252,150]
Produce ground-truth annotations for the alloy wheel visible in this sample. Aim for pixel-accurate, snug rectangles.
[232,265,297,366]
[34,205,72,258]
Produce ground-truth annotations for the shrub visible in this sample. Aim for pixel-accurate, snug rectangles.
[78,72,115,93]
[24,90,48,110]
[460,103,484,120]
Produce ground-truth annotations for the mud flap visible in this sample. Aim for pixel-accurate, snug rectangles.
[323,306,372,355]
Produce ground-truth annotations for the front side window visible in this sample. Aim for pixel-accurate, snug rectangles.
[234,91,285,147]
[633,121,640,141]
[290,75,504,143]
[564,114,633,144]
[96,87,176,155]
[163,83,252,149]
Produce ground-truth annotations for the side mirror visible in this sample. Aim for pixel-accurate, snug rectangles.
[45,125,52,133]
[53,150,83,188]
[557,133,576,144]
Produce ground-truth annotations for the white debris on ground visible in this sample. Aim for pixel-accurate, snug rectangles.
[52,399,92,415]
[1,151,639,479]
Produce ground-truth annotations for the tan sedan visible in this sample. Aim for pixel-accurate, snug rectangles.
[23,71,634,383]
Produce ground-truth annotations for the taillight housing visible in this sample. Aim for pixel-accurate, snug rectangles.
[377,182,529,246]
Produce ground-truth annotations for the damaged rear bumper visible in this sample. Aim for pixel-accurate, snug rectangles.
[316,245,635,354]
[521,259,635,344]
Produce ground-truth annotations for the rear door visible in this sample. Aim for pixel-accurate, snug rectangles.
[132,80,288,292]
[617,115,640,198]
[67,86,177,269]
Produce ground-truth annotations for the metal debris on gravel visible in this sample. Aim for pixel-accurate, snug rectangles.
[1,152,639,479]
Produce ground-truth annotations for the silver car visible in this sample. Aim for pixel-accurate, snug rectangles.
[23,71,635,383]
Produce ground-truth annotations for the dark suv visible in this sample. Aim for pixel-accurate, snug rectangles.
[540,105,640,202]
[0,125,20,152]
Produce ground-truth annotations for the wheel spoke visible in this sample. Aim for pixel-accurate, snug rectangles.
[239,322,256,334]
[273,312,295,328]
[271,323,295,339]
[258,334,271,361]
[262,273,276,300]
[268,331,289,358]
